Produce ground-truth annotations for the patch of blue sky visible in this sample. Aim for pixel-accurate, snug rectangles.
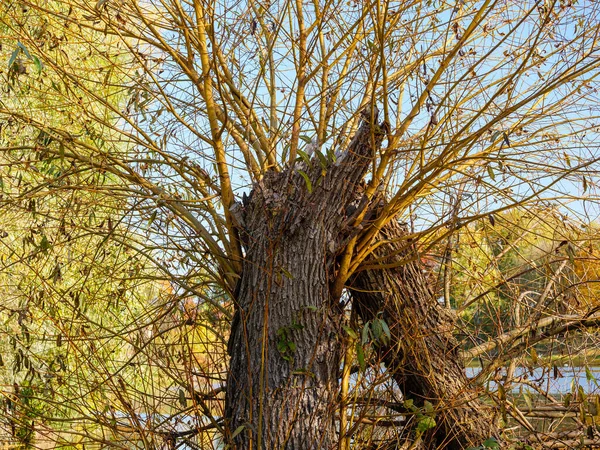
[127,0,600,238]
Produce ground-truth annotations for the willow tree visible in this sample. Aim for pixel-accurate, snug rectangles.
[2,0,600,449]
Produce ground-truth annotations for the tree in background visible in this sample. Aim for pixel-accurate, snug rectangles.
[2,0,600,449]
[0,4,224,448]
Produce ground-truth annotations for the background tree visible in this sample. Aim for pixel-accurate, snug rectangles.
[2,0,600,449]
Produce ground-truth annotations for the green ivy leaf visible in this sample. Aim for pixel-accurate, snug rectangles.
[416,416,436,432]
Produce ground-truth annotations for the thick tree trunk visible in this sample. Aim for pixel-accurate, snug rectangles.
[350,218,500,449]
[226,114,386,449]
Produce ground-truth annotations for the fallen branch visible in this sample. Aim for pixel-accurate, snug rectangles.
[462,313,600,360]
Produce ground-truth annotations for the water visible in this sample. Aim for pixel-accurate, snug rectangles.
[466,366,600,395]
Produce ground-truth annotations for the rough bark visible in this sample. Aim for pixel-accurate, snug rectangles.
[349,218,500,450]
[225,113,386,449]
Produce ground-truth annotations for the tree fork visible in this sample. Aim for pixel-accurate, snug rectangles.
[349,217,500,449]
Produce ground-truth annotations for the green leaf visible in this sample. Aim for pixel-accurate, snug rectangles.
[530,347,538,364]
[178,388,187,408]
[361,323,370,344]
[489,130,501,143]
[39,235,51,252]
[356,341,366,372]
[424,400,434,414]
[315,149,328,169]
[148,210,158,227]
[297,170,312,193]
[17,42,32,60]
[231,425,245,439]
[299,135,312,144]
[566,244,575,264]
[32,55,43,73]
[342,326,357,339]
[326,147,337,162]
[280,267,294,279]
[585,366,598,387]
[416,416,436,432]
[282,143,290,161]
[379,318,391,340]
[483,437,500,449]
[297,149,311,164]
[8,48,20,69]
[371,318,382,340]
[487,165,496,181]
[523,390,533,411]
[586,365,594,382]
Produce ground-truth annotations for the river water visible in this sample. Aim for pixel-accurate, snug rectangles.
[466,366,600,395]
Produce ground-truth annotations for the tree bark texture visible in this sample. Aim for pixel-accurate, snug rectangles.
[226,114,386,449]
[350,218,500,449]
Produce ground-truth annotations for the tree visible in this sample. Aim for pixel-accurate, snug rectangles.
[2,0,600,448]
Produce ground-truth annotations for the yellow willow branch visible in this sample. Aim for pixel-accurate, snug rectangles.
[193,0,242,275]
[287,0,308,165]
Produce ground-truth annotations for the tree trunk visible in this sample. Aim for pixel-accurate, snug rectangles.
[226,114,386,449]
[349,218,500,449]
